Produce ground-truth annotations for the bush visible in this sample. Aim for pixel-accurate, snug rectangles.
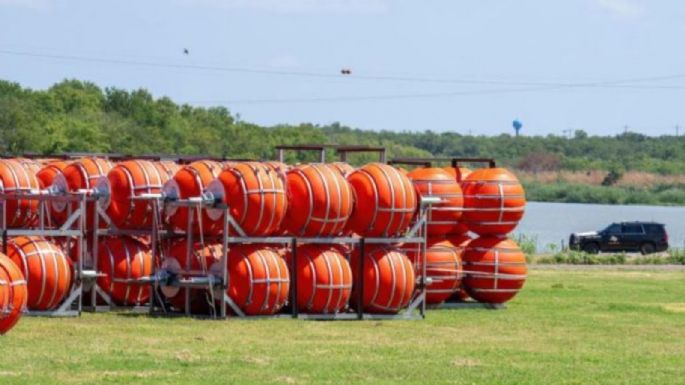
[514,234,537,261]
[522,181,685,206]
[535,249,685,265]
[537,251,627,265]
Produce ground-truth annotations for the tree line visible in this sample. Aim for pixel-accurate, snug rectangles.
[2,79,684,174]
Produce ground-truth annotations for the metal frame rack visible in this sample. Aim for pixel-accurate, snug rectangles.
[0,191,90,317]
[0,148,435,320]
[387,156,507,311]
[135,192,434,320]
[135,145,430,320]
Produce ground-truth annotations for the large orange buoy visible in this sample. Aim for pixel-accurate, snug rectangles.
[350,246,415,314]
[50,157,114,227]
[163,160,224,234]
[99,159,170,229]
[286,245,352,313]
[206,162,287,236]
[406,238,463,305]
[462,168,526,236]
[161,240,222,312]
[0,158,40,228]
[407,167,464,236]
[346,163,417,237]
[0,254,27,335]
[97,236,153,306]
[330,162,355,178]
[283,163,354,236]
[444,166,472,182]
[462,236,527,304]
[223,245,289,316]
[36,161,69,189]
[6,236,73,311]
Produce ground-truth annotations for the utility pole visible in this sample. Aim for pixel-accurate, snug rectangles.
[623,125,629,134]
[676,125,680,137]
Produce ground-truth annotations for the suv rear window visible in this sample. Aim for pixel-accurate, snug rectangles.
[644,224,665,234]
[622,224,644,234]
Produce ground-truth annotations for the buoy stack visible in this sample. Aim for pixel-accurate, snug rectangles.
[0,151,528,332]
[398,158,528,305]
[460,166,527,304]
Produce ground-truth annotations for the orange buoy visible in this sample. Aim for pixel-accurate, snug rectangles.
[0,254,27,334]
[163,160,225,234]
[330,162,355,178]
[443,166,472,182]
[6,236,72,311]
[283,163,354,236]
[99,159,170,229]
[462,168,526,235]
[50,157,114,228]
[350,246,415,313]
[36,161,70,189]
[346,163,417,237]
[407,167,464,236]
[206,162,287,236]
[462,236,527,304]
[0,254,28,335]
[223,245,289,316]
[97,236,153,306]
[406,238,463,305]
[161,240,222,312]
[286,245,352,314]
[0,159,40,228]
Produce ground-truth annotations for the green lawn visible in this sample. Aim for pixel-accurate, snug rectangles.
[2,268,684,385]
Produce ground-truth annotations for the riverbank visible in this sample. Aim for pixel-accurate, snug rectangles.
[522,180,685,205]
[516,232,685,265]
[527,250,685,265]
[519,170,685,205]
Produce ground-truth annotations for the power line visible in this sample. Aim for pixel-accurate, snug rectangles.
[3,48,685,90]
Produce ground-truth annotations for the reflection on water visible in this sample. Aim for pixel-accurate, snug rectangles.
[513,202,685,251]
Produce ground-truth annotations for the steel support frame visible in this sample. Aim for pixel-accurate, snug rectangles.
[78,188,434,321]
[148,196,432,320]
[0,192,88,317]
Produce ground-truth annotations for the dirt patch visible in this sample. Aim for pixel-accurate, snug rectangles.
[662,303,685,313]
[451,357,481,368]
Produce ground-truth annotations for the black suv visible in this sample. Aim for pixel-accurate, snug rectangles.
[569,222,668,255]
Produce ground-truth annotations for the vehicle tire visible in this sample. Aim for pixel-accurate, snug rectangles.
[582,243,600,254]
[640,242,656,255]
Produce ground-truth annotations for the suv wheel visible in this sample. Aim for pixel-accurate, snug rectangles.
[582,243,600,254]
[640,242,656,255]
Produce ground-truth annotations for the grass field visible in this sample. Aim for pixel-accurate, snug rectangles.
[2,268,684,385]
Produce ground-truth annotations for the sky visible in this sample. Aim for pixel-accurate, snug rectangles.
[1,0,685,136]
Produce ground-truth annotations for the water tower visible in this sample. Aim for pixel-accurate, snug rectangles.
[512,119,522,137]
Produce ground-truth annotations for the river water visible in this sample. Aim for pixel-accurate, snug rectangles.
[512,202,685,251]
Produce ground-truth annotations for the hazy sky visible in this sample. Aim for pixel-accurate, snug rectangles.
[1,0,685,136]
